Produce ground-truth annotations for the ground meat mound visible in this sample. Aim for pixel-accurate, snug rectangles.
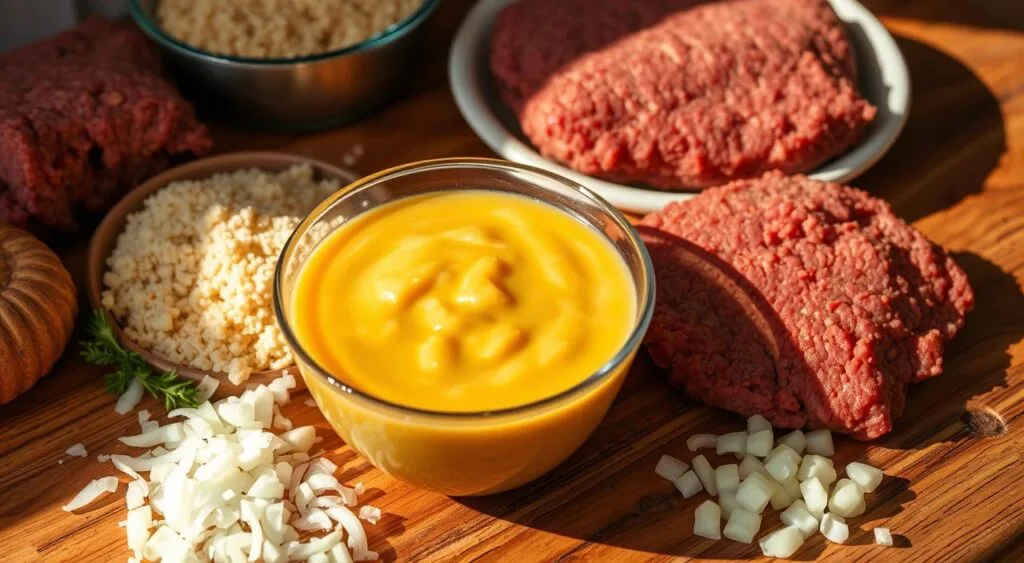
[639,173,973,439]
[0,18,212,232]
[490,0,876,189]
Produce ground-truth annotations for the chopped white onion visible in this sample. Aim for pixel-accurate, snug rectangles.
[65,443,88,457]
[125,505,153,558]
[126,480,147,510]
[739,455,769,480]
[846,461,884,493]
[828,479,865,518]
[736,473,773,514]
[280,426,317,453]
[777,430,806,455]
[358,505,382,525]
[715,464,740,493]
[196,375,220,403]
[820,513,849,543]
[798,454,837,486]
[723,509,761,544]
[718,491,741,519]
[687,433,718,452]
[691,455,718,497]
[768,478,796,511]
[745,429,773,458]
[115,377,145,415]
[716,431,747,456]
[765,448,800,482]
[674,470,703,498]
[805,429,834,456]
[780,501,820,538]
[267,373,297,405]
[800,478,828,518]
[119,423,186,448]
[759,525,804,558]
[747,414,772,434]
[654,454,689,482]
[874,527,893,546]
[694,500,721,540]
[62,476,119,512]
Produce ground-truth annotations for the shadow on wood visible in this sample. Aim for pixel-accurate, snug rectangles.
[854,35,1006,224]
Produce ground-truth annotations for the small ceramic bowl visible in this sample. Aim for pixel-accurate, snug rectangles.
[87,152,358,396]
[274,158,656,495]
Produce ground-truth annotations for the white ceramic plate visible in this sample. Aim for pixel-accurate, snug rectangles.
[449,0,910,214]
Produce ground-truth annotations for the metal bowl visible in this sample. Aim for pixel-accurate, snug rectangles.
[129,0,440,131]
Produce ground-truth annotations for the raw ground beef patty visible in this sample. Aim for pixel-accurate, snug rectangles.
[639,173,973,439]
[0,18,211,232]
[490,0,877,189]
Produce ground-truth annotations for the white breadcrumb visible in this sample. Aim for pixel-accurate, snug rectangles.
[158,0,423,59]
[102,165,340,384]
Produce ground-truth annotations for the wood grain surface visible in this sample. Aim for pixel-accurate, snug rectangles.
[1,1,1022,561]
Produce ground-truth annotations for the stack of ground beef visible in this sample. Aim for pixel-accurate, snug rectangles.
[0,18,211,232]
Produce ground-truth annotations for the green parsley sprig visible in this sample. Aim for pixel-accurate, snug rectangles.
[81,310,200,410]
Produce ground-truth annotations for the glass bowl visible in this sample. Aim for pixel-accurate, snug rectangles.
[274,158,654,496]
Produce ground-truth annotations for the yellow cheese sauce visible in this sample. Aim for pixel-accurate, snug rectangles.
[290,191,636,412]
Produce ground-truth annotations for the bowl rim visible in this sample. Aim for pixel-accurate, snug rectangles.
[128,0,442,67]
[86,151,360,391]
[447,0,911,214]
[273,156,657,420]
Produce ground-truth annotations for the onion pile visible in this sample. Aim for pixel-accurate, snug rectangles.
[64,375,381,562]
[656,417,893,557]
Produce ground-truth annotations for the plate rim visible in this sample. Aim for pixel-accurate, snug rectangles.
[448,0,911,214]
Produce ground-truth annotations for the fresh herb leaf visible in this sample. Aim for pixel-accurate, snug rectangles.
[81,310,200,409]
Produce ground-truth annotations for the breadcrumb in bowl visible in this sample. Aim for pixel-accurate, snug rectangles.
[87,152,358,396]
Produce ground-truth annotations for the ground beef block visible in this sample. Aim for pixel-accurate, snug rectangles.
[639,173,973,439]
[490,0,876,189]
[0,18,211,232]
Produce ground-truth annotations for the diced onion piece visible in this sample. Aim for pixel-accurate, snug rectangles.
[142,525,192,561]
[358,505,382,525]
[715,464,740,493]
[329,543,355,563]
[716,431,747,456]
[654,455,689,482]
[62,476,119,511]
[119,423,186,448]
[325,505,374,560]
[797,454,837,485]
[248,473,286,499]
[874,527,893,546]
[759,525,804,558]
[828,478,864,518]
[846,462,884,493]
[693,500,721,540]
[115,377,145,415]
[687,433,718,452]
[765,448,800,482]
[769,478,796,511]
[745,430,773,458]
[138,409,152,431]
[735,473,773,514]
[674,471,703,498]
[125,506,153,558]
[739,455,769,480]
[848,498,866,517]
[777,430,806,454]
[267,373,297,405]
[691,455,718,497]
[820,513,849,544]
[66,443,88,457]
[723,509,761,544]
[294,508,334,531]
[780,501,820,538]
[719,491,741,519]
[196,375,220,402]
[280,426,317,453]
[217,402,258,429]
[241,385,275,429]
[800,478,828,518]
[747,415,772,434]
[805,429,834,456]
[126,480,146,510]
[287,530,342,560]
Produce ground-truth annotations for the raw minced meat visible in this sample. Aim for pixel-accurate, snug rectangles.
[0,18,211,232]
[639,172,973,439]
[491,0,876,189]
[101,165,341,384]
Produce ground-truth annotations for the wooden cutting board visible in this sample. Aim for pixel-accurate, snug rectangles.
[1,1,1022,561]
